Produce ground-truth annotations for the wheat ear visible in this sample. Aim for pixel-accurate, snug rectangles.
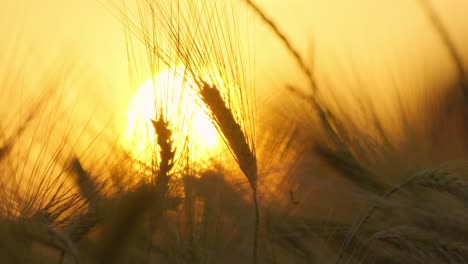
[199,82,257,190]
[66,158,100,244]
[414,168,468,208]
[151,114,175,198]
[374,226,468,262]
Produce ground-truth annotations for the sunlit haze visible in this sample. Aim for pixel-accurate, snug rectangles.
[122,68,220,166]
[1,0,468,262]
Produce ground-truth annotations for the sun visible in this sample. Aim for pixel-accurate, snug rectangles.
[121,67,221,167]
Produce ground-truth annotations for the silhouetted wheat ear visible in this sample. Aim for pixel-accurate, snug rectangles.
[199,82,257,190]
[151,114,176,203]
[70,158,100,206]
[68,158,100,246]
[152,114,175,177]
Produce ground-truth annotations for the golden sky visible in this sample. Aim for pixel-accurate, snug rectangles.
[1,0,467,127]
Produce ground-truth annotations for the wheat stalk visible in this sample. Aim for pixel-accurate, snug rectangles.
[199,80,259,263]
[417,0,468,102]
[241,0,316,93]
[240,1,370,200]
[151,115,175,213]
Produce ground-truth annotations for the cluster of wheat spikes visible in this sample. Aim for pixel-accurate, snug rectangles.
[118,0,259,261]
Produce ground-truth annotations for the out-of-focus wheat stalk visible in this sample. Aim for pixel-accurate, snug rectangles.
[240,2,377,195]
[417,0,468,102]
[241,0,317,93]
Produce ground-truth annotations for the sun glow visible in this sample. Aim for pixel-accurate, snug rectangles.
[121,68,221,167]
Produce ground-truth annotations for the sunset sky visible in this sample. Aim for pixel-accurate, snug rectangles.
[1,0,467,129]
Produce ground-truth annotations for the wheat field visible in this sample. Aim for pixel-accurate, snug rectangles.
[0,0,467,263]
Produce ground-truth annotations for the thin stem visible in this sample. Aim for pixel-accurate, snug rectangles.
[418,0,468,101]
[241,0,317,94]
[252,188,259,264]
